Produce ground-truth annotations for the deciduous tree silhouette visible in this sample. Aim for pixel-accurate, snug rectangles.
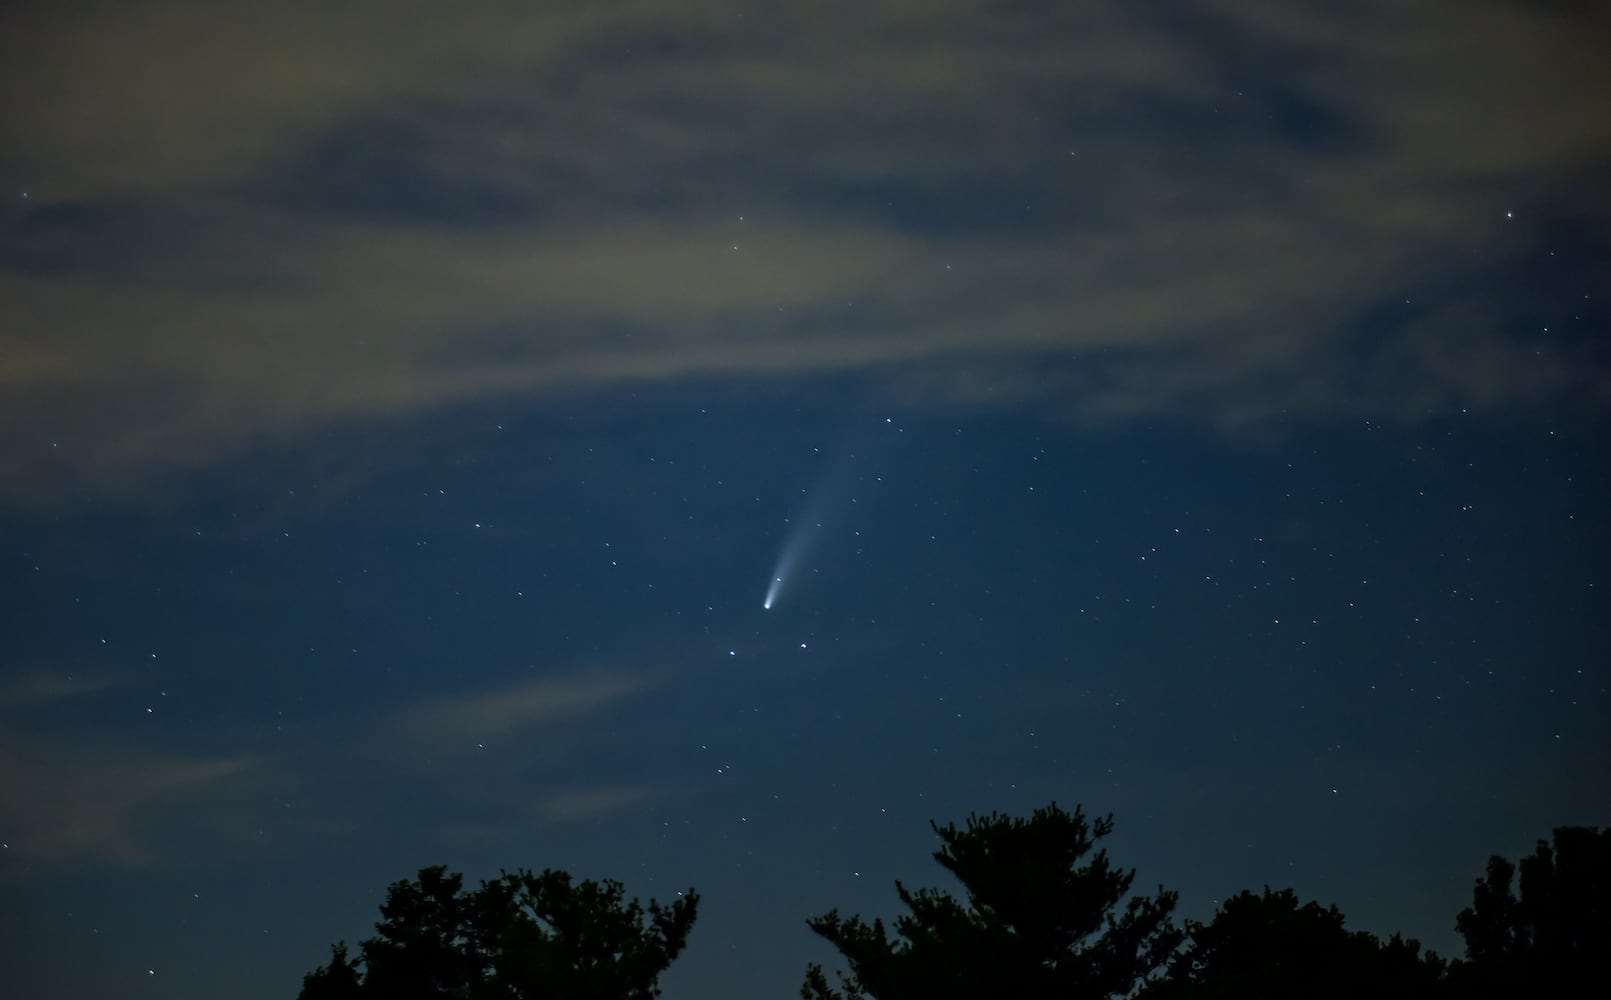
[801,803,1181,1000]
[297,864,698,1000]
[1449,825,1609,998]
[1138,887,1444,1000]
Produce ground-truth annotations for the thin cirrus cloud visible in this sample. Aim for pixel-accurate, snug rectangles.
[0,669,128,710]
[0,732,265,866]
[0,665,660,867]
[1,1,1607,505]
[538,785,667,826]
[395,669,655,749]
[349,668,669,843]
[0,671,272,866]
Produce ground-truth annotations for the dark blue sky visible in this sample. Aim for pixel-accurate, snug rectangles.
[1,3,1608,998]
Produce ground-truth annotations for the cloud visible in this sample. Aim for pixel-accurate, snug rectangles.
[0,732,265,866]
[0,668,271,866]
[311,667,674,846]
[538,785,665,825]
[0,663,660,867]
[0,670,127,711]
[1,0,1606,505]
[398,669,654,748]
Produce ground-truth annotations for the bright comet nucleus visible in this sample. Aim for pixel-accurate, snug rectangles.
[761,531,804,610]
[761,428,892,611]
[763,572,785,610]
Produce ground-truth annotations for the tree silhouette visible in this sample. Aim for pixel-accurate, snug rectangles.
[1449,825,1609,998]
[801,803,1181,1000]
[1138,887,1444,1000]
[298,864,698,1000]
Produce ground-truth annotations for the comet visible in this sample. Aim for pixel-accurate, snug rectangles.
[761,521,809,610]
[760,420,897,612]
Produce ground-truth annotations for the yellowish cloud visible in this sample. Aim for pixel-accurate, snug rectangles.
[398,669,654,747]
[0,662,661,866]
[1,1,1606,505]
[0,732,263,865]
[0,670,127,710]
[538,785,665,825]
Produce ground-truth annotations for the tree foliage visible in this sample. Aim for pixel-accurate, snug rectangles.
[1139,887,1444,1000]
[1449,825,1609,998]
[802,802,1181,1000]
[291,816,1609,1000]
[298,865,698,1000]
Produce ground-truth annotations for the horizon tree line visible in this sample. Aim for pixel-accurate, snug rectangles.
[298,803,1607,999]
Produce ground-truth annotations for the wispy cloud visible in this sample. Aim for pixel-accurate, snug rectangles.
[538,785,665,825]
[0,658,675,867]
[0,670,127,711]
[2,0,1606,505]
[398,669,654,747]
[0,733,264,866]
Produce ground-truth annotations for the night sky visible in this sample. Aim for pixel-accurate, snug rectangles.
[2,2,1608,998]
